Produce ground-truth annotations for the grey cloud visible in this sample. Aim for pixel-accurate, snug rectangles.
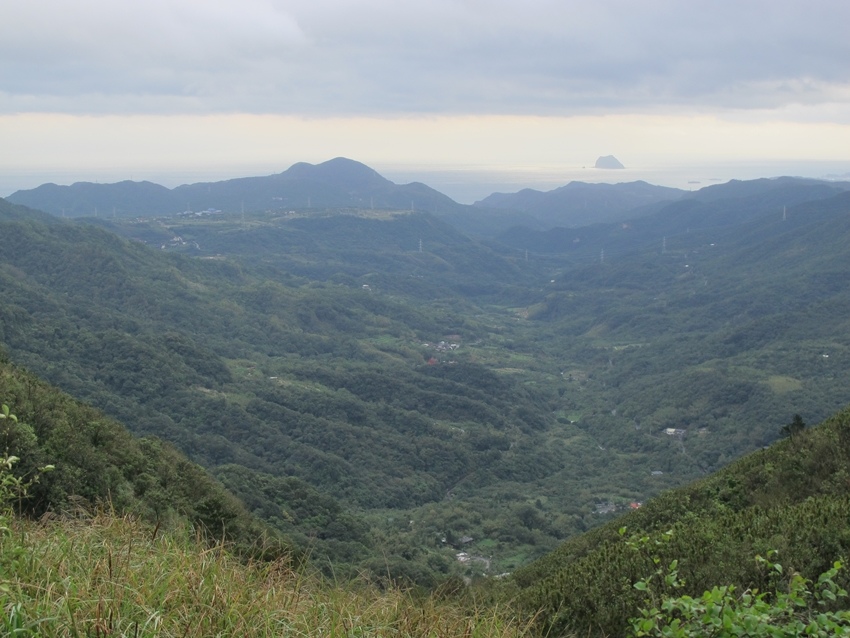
[2,0,849,116]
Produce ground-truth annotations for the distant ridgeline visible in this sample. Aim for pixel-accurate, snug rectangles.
[489,175,850,253]
[12,157,850,240]
[6,158,466,218]
[473,179,684,230]
[3,168,850,589]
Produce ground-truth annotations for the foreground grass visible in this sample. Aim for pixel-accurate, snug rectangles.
[0,513,533,637]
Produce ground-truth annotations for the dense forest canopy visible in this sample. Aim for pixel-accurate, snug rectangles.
[2,170,850,589]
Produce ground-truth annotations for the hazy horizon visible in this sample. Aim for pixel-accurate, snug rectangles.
[4,158,850,206]
[3,2,849,204]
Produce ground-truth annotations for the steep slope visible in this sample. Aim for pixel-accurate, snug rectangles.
[507,405,850,637]
[0,352,285,559]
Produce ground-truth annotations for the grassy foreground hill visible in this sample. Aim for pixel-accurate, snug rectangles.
[0,387,528,637]
[0,352,284,559]
[0,512,530,637]
[505,405,850,636]
[3,355,850,637]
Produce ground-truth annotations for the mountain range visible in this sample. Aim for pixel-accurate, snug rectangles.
[6,158,463,218]
[475,179,684,228]
[12,158,850,241]
[4,159,850,628]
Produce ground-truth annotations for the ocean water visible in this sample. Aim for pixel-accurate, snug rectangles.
[3,160,849,205]
[378,160,850,204]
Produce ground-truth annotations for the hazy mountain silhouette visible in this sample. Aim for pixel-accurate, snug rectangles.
[7,158,465,218]
[494,176,850,256]
[474,180,685,229]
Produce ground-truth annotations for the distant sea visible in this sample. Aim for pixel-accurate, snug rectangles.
[3,160,850,206]
[378,160,850,204]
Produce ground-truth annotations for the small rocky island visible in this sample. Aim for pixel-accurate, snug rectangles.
[594,155,625,169]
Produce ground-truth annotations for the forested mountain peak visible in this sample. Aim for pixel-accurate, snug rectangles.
[461,175,850,241]
[282,157,391,189]
[6,158,466,218]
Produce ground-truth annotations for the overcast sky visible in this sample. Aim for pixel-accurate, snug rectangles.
[3,0,850,197]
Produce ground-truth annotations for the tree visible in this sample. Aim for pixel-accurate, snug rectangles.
[630,552,850,637]
[781,414,806,439]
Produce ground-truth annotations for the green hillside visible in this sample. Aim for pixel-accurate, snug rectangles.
[87,207,536,300]
[3,173,850,589]
[4,353,850,637]
[473,180,685,229]
[507,406,850,636]
[0,198,566,582]
[0,352,285,560]
[6,158,467,218]
[0,511,528,637]
[0,391,525,637]
[496,177,850,259]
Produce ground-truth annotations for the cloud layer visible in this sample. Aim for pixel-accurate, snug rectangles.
[4,0,850,117]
